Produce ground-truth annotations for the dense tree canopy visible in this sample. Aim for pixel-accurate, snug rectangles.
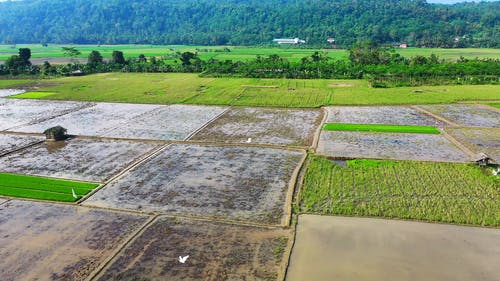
[0,0,498,47]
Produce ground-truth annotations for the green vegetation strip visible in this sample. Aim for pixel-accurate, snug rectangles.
[7,73,500,107]
[488,103,500,109]
[0,173,99,202]
[11,91,56,98]
[323,123,440,134]
[0,79,33,89]
[300,156,499,227]
[2,45,499,62]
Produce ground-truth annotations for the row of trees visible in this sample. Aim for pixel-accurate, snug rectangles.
[1,45,498,87]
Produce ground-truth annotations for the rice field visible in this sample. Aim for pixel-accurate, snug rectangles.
[323,123,440,134]
[7,73,500,107]
[1,44,499,62]
[300,156,500,226]
[0,173,98,202]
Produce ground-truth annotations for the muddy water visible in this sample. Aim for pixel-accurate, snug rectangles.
[0,89,25,97]
[0,133,44,155]
[287,215,500,281]
[0,200,149,281]
[317,131,471,162]
[0,138,160,182]
[325,106,447,126]
[190,107,323,146]
[45,139,68,153]
[421,104,500,128]
[447,127,500,163]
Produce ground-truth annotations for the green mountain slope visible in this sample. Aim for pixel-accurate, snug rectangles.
[0,0,498,47]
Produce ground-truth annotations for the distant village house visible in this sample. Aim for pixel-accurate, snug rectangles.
[273,38,306,44]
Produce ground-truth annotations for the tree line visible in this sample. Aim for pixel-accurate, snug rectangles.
[0,0,498,47]
[1,44,498,87]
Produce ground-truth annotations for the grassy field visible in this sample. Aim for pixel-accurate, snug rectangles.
[488,103,500,109]
[323,123,440,134]
[0,79,35,88]
[300,156,499,226]
[1,44,499,62]
[0,173,99,202]
[6,73,500,107]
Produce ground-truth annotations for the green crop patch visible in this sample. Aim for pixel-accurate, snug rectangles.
[5,73,500,107]
[0,79,34,89]
[0,173,99,202]
[300,156,499,226]
[487,103,500,109]
[11,91,57,99]
[323,123,441,134]
[346,159,399,168]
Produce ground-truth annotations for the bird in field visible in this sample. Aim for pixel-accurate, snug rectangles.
[71,188,78,199]
[179,255,189,264]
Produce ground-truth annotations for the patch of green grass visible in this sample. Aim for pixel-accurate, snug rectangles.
[272,237,288,262]
[8,73,500,107]
[300,156,500,226]
[346,159,398,168]
[1,45,499,62]
[487,103,500,109]
[323,123,441,134]
[11,91,56,98]
[0,79,33,88]
[0,173,99,202]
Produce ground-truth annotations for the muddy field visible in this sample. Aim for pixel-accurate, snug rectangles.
[16,102,227,141]
[0,138,160,182]
[190,107,323,147]
[420,104,500,128]
[317,131,470,162]
[0,99,92,131]
[0,133,43,155]
[287,215,500,281]
[0,89,25,97]
[325,106,445,126]
[103,104,227,140]
[446,127,500,162]
[0,200,149,281]
[16,102,159,137]
[97,217,290,281]
[84,144,304,225]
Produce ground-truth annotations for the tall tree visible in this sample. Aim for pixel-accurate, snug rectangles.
[18,48,31,66]
[62,47,81,58]
[180,52,197,66]
[88,50,103,65]
[111,51,125,64]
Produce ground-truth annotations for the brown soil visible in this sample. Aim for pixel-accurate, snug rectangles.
[84,144,305,225]
[0,200,149,281]
[96,217,290,281]
[328,83,354,87]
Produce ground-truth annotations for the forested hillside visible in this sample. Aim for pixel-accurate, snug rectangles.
[0,0,498,47]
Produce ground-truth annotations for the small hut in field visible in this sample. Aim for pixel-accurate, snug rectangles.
[473,153,491,167]
[43,126,68,141]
